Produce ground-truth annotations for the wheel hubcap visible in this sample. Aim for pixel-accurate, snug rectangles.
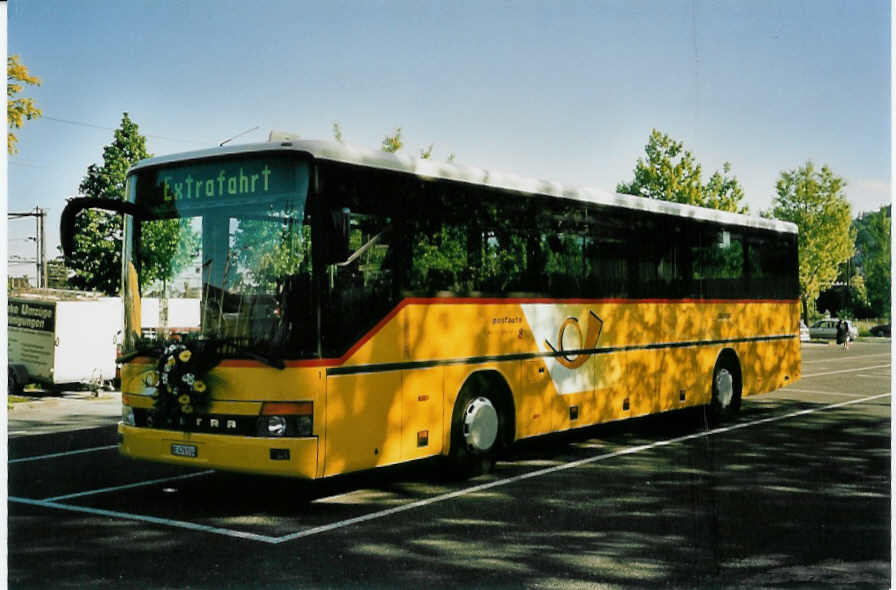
[716,368,734,407]
[462,397,498,452]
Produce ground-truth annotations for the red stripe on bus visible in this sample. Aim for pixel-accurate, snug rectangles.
[396,297,799,306]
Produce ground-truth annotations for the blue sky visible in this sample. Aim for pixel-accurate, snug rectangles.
[7,0,891,279]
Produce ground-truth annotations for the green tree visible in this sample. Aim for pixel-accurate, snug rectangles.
[848,271,871,314]
[617,129,748,213]
[8,55,42,154]
[861,206,891,317]
[68,113,198,294]
[702,162,747,213]
[767,161,855,319]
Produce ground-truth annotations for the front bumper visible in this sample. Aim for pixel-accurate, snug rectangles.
[118,423,319,478]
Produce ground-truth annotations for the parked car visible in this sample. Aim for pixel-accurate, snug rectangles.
[809,319,858,341]
[799,320,810,342]
[869,323,890,337]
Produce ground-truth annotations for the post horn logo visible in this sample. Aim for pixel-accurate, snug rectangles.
[544,310,604,369]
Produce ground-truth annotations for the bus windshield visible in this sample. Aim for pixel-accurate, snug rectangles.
[122,154,315,361]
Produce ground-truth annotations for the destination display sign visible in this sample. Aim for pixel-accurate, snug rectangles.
[8,299,55,332]
[134,154,308,212]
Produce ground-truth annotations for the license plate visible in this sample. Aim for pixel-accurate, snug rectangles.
[171,443,198,458]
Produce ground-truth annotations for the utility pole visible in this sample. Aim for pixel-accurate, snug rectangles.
[40,207,47,288]
[9,207,47,288]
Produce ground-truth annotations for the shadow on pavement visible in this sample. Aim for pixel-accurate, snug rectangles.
[8,395,890,589]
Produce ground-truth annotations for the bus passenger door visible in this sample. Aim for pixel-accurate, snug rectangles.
[324,372,402,476]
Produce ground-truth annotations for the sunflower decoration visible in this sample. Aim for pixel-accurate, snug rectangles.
[148,340,220,425]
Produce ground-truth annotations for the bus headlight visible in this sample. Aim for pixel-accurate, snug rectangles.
[264,416,288,437]
[258,402,313,437]
[122,405,135,426]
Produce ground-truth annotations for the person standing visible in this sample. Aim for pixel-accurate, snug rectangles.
[836,319,848,350]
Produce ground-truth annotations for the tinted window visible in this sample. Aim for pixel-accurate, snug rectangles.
[745,230,799,299]
[691,226,744,298]
[318,164,402,357]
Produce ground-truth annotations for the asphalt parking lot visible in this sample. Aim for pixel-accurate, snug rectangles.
[7,341,891,589]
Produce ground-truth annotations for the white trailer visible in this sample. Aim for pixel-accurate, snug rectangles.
[140,297,201,337]
[8,291,122,394]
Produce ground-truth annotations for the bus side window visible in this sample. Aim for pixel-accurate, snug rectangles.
[322,209,397,357]
[650,226,681,299]
[746,231,798,300]
[407,216,471,295]
[474,196,532,295]
[691,225,744,299]
[587,208,631,298]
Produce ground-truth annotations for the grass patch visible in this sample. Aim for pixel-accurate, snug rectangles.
[7,395,35,410]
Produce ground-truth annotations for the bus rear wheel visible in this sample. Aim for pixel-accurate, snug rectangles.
[447,390,501,478]
[708,353,742,426]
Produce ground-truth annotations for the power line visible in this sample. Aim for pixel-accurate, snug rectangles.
[9,161,51,169]
[42,115,212,146]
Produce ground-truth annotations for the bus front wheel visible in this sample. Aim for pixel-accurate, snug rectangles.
[708,353,742,426]
[447,390,501,477]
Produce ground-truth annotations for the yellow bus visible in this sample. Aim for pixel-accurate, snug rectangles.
[61,134,801,478]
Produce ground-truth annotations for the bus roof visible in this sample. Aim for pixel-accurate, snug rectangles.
[129,135,797,234]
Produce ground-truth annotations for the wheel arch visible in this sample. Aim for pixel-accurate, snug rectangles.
[714,347,743,391]
[446,368,516,455]
[709,347,743,424]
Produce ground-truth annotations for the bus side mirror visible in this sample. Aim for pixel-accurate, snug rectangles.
[323,208,351,265]
[60,197,147,262]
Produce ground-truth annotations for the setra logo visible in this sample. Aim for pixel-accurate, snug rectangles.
[543,310,604,369]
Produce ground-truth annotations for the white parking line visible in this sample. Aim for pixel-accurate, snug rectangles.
[43,470,215,501]
[9,391,890,545]
[802,364,891,378]
[779,388,873,398]
[8,496,280,543]
[9,445,119,464]
[801,352,892,364]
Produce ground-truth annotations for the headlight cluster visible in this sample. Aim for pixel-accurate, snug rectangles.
[265,416,288,436]
[256,402,313,438]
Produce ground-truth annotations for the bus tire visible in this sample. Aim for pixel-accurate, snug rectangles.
[446,376,512,478]
[708,351,742,426]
